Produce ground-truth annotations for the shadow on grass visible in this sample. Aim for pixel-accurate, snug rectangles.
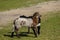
[4,32,33,38]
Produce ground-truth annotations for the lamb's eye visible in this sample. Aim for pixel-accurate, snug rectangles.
[36,16,38,18]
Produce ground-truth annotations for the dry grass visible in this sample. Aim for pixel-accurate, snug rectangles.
[0,1,60,25]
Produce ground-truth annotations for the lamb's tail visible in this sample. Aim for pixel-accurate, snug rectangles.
[12,20,15,32]
[11,20,16,37]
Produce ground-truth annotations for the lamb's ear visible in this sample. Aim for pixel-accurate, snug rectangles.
[40,15,42,17]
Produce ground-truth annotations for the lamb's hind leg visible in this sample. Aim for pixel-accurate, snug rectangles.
[15,26,20,38]
[11,25,15,37]
[11,32,14,37]
[28,27,30,33]
[11,26,20,37]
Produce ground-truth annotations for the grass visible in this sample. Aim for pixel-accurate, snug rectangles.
[41,11,60,40]
[0,11,60,40]
[0,0,57,11]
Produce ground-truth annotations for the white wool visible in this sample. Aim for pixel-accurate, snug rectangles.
[15,18,33,28]
[36,23,41,27]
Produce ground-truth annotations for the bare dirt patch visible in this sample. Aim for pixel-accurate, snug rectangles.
[0,1,60,25]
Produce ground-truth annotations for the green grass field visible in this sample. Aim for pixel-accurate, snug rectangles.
[0,11,60,40]
[0,0,57,11]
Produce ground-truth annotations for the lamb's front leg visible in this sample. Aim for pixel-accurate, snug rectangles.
[31,27,38,37]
